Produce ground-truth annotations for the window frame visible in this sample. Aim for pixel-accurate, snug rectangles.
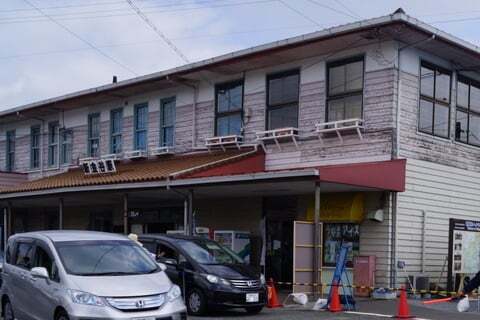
[110,108,123,154]
[265,69,300,130]
[87,113,101,158]
[33,241,60,283]
[30,125,41,169]
[326,55,365,123]
[134,103,148,151]
[455,75,480,146]
[48,121,59,167]
[214,80,244,136]
[160,97,176,147]
[5,130,15,172]
[418,61,452,138]
[60,128,73,165]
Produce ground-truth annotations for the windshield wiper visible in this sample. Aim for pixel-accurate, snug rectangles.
[79,271,140,276]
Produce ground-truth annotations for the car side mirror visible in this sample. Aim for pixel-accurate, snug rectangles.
[157,262,167,271]
[162,258,178,266]
[31,267,49,279]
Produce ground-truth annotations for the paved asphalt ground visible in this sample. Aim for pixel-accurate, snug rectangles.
[190,298,480,320]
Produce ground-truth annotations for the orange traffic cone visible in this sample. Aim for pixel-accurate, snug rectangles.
[329,282,342,312]
[394,286,415,318]
[267,278,282,308]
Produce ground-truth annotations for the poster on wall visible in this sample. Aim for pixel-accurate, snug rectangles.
[448,218,480,290]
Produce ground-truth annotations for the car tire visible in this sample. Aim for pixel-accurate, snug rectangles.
[245,306,263,314]
[55,309,70,320]
[3,298,14,320]
[186,288,207,316]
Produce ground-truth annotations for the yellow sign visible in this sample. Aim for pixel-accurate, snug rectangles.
[306,193,365,223]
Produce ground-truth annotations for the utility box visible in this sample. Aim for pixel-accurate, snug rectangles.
[353,255,376,297]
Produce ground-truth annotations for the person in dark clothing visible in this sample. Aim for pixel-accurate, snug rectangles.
[460,271,480,295]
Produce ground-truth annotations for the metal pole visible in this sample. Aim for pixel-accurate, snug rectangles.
[59,198,64,230]
[314,182,321,298]
[7,202,12,238]
[123,194,128,235]
[3,207,7,251]
[183,198,188,235]
[187,189,194,236]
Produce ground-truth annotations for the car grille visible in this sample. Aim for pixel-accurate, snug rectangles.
[230,279,261,289]
[106,294,165,311]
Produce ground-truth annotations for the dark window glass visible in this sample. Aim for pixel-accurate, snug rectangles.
[88,114,100,157]
[34,246,59,281]
[469,113,480,146]
[176,239,243,265]
[156,243,178,261]
[110,109,123,154]
[60,129,73,165]
[455,77,480,146]
[455,110,468,142]
[6,130,15,172]
[215,81,243,136]
[15,242,35,270]
[5,244,11,264]
[55,240,158,276]
[327,58,364,123]
[160,98,175,146]
[419,99,434,134]
[142,241,157,255]
[323,223,359,268]
[31,126,41,169]
[134,104,148,150]
[48,122,59,167]
[267,71,299,130]
[419,63,451,138]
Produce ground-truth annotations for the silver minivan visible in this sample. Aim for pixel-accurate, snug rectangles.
[1,231,187,320]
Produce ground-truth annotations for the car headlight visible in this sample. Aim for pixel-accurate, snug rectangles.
[260,274,266,285]
[167,285,182,302]
[68,289,105,307]
[205,274,230,286]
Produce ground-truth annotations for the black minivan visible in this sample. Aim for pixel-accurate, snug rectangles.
[139,234,266,316]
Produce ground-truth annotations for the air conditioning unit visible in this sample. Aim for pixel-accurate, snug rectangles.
[151,146,174,156]
[125,150,147,160]
[101,153,121,161]
[367,209,384,222]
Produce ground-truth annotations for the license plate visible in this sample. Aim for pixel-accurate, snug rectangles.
[246,293,259,303]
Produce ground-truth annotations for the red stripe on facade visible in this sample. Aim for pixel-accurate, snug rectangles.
[318,159,406,192]
[184,152,266,179]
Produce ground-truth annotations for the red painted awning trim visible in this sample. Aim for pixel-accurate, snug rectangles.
[317,159,406,192]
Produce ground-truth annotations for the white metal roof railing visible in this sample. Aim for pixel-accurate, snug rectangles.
[205,135,243,151]
[315,118,364,143]
[255,127,299,151]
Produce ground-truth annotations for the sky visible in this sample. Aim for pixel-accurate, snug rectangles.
[1,0,480,111]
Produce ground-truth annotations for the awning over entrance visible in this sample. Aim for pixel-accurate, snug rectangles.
[0,148,264,195]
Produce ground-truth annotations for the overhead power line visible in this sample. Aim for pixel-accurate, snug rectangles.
[22,0,138,76]
[306,0,359,20]
[333,0,362,19]
[278,0,322,27]
[125,0,190,63]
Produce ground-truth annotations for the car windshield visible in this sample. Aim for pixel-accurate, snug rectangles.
[55,240,158,276]
[176,239,244,265]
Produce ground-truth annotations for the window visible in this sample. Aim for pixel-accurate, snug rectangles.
[156,242,178,261]
[160,98,175,147]
[455,77,480,146]
[88,113,100,157]
[327,57,364,122]
[5,130,15,172]
[34,246,59,282]
[110,108,123,154]
[267,70,299,130]
[60,129,73,165]
[134,103,148,150]
[14,242,35,270]
[30,125,41,169]
[48,122,59,167]
[323,223,359,268]
[215,81,243,136]
[419,62,451,138]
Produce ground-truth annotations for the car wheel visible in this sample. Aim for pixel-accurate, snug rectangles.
[3,299,14,320]
[187,288,207,316]
[245,306,263,314]
[55,309,70,320]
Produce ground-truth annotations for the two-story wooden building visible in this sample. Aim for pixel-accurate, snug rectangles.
[1,9,480,291]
